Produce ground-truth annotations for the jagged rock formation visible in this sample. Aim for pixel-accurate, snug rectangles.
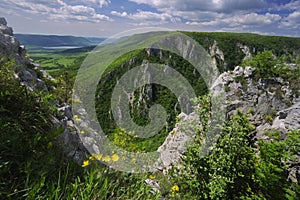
[0,17,86,163]
[209,40,225,67]
[212,65,300,182]
[0,17,51,90]
[213,65,299,134]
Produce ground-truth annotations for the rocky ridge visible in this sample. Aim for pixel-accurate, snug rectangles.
[0,17,86,163]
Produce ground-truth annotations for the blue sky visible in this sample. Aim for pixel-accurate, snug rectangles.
[0,0,299,37]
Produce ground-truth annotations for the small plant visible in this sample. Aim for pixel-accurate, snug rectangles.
[265,114,274,124]
[225,84,231,92]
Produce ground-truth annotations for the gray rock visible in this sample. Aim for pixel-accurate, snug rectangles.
[233,66,244,77]
[0,17,7,26]
[244,66,253,78]
[154,112,199,173]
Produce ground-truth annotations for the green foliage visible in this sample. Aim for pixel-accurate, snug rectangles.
[95,48,208,152]
[52,67,74,104]
[184,32,300,71]
[257,130,300,200]
[234,75,248,91]
[0,60,160,199]
[241,50,300,97]
[242,50,278,78]
[173,99,259,199]
[0,60,61,197]
[170,95,299,199]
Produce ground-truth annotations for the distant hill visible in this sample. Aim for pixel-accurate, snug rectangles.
[15,34,105,47]
[85,37,106,44]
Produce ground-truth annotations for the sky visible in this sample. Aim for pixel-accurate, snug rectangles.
[0,0,299,37]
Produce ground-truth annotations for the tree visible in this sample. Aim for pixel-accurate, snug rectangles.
[173,96,260,199]
[242,50,279,78]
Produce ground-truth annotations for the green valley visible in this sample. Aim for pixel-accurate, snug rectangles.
[1,24,300,200]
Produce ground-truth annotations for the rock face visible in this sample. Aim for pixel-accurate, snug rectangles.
[154,112,199,172]
[213,65,297,129]
[0,17,50,90]
[209,40,226,68]
[0,17,86,163]
[212,65,300,182]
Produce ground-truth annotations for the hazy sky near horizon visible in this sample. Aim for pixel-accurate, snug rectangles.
[0,0,299,37]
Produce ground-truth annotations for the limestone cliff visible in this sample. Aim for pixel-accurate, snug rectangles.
[0,17,86,163]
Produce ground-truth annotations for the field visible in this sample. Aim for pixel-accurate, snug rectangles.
[28,47,88,78]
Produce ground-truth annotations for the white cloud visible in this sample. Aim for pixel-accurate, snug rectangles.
[5,0,111,22]
[80,0,111,8]
[223,13,281,26]
[128,10,177,23]
[186,12,281,29]
[111,10,178,25]
[128,0,266,13]
[111,11,128,17]
[275,0,300,11]
[280,11,300,29]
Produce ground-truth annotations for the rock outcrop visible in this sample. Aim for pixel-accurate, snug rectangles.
[0,17,51,90]
[0,17,86,163]
[212,65,300,182]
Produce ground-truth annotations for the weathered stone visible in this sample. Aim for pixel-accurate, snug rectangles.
[0,17,7,26]
[233,66,244,77]
[244,66,253,78]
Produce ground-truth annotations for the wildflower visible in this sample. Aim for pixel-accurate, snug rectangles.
[112,154,119,162]
[80,130,85,134]
[93,154,103,160]
[149,175,155,180]
[82,160,89,167]
[73,98,82,103]
[74,115,81,122]
[89,155,95,161]
[171,185,179,192]
[170,184,179,197]
[102,155,111,162]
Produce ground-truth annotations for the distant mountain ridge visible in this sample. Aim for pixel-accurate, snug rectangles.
[15,34,105,47]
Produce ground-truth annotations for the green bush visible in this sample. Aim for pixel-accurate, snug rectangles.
[170,95,299,199]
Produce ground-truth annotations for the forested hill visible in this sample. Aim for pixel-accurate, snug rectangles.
[14,34,105,47]
[184,32,300,71]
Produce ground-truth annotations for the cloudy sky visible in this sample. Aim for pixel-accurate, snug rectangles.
[0,0,299,37]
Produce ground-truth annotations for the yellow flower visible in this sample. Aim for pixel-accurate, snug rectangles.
[170,184,179,197]
[111,154,119,162]
[82,160,89,167]
[73,115,81,122]
[92,154,102,160]
[73,98,82,103]
[171,185,179,192]
[80,130,85,134]
[149,175,155,180]
[102,155,111,162]
[89,155,95,161]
